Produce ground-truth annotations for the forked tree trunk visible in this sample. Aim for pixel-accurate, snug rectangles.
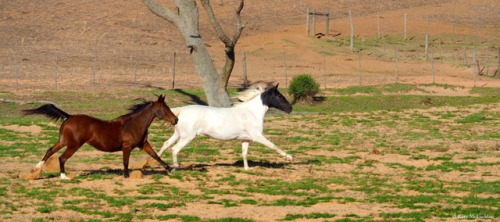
[144,0,245,107]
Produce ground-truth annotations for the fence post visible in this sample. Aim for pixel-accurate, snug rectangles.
[306,8,310,35]
[54,55,59,90]
[312,9,316,35]
[349,10,354,51]
[134,56,138,82]
[325,9,330,37]
[15,55,19,91]
[497,48,500,76]
[472,48,477,87]
[452,22,456,43]
[284,52,288,88]
[425,34,429,60]
[358,54,362,85]
[395,49,399,83]
[242,52,248,88]
[323,55,327,89]
[432,49,435,84]
[172,52,176,89]
[463,46,468,66]
[404,13,407,41]
[92,49,97,87]
[377,12,380,39]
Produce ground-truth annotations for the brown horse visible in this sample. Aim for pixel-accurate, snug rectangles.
[22,95,178,179]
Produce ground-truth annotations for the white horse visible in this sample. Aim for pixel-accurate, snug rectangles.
[156,84,293,171]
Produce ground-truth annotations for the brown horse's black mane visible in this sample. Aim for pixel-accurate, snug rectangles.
[124,99,153,116]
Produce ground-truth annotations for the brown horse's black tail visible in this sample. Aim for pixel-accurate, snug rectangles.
[22,104,71,121]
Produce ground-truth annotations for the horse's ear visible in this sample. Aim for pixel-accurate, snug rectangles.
[274,83,279,89]
[158,94,165,102]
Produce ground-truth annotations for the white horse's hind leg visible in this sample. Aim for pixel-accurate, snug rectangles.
[157,130,180,157]
[252,134,293,161]
[242,141,250,170]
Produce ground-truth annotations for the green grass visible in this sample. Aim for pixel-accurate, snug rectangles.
[1,85,499,221]
[455,112,489,123]
[293,94,500,113]
[283,212,336,221]
[470,87,500,96]
[335,86,383,95]
[246,178,328,196]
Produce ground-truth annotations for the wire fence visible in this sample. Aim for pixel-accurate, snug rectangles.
[0,8,498,91]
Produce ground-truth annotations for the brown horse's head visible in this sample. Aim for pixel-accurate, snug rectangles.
[154,95,178,125]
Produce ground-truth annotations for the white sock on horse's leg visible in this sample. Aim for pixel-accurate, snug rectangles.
[60,173,70,180]
[242,141,250,170]
[34,161,45,169]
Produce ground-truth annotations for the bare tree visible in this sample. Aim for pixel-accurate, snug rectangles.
[143,0,245,107]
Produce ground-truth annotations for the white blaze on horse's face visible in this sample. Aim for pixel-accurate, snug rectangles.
[154,84,294,171]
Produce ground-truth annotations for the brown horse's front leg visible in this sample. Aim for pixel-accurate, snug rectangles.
[33,141,65,172]
[142,141,171,174]
[122,147,132,178]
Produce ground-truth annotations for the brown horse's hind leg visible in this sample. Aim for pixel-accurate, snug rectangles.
[122,147,132,178]
[32,141,65,172]
[58,143,82,180]
[142,141,171,174]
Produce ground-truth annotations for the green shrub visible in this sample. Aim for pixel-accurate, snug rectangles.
[288,74,320,102]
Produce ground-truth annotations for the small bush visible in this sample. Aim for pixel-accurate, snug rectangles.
[288,74,320,102]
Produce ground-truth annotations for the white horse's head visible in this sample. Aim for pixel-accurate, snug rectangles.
[236,84,292,114]
[260,84,292,114]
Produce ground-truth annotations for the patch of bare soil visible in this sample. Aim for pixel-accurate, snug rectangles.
[0,125,42,134]
[43,154,60,173]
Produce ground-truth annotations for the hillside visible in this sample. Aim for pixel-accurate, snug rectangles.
[0,0,499,90]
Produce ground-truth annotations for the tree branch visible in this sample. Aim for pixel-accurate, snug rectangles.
[231,0,245,46]
[200,0,246,88]
[200,0,231,45]
[143,0,179,24]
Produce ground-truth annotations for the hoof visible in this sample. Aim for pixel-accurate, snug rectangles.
[129,170,143,179]
[285,154,293,161]
[60,173,70,180]
[169,167,180,173]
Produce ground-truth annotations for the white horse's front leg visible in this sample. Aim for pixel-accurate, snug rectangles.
[252,134,293,161]
[158,131,179,157]
[170,136,195,171]
[242,141,250,170]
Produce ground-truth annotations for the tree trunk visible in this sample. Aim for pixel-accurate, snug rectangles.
[144,0,233,107]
